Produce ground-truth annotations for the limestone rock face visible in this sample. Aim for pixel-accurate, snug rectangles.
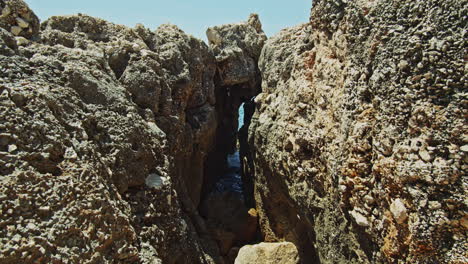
[0,2,223,263]
[207,13,266,87]
[248,0,467,263]
[0,0,40,39]
[235,242,299,264]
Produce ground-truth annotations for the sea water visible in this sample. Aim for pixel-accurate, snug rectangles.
[214,103,245,195]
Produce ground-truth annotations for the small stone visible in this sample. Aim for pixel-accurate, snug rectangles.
[7,144,17,153]
[338,185,347,193]
[419,149,433,162]
[12,234,21,243]
[38,206,50,213]
[364,195,375,204]
[64,147,78,160]
[398,60,409,70]
[390,198,408,224]
[132,43,141,52]
[350,210,369,227]
[15,36,29,46]
[26,223,37,230]
[460,145,468,152]
[11,26,22,36]
[145,174,164,189]
[428,201,442,210]
[16,17,29,28]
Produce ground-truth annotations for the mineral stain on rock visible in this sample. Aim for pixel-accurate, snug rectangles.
[0,0,467,263]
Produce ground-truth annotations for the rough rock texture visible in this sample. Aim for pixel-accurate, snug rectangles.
[0,0,39,39]
[234,242,299,264]
[248,0,467,263]
[204,14,266,205]
[0,0,248,263]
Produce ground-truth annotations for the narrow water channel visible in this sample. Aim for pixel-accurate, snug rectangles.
[213,103,245,197]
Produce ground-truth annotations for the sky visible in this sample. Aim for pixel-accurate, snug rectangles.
[24,0,311,42]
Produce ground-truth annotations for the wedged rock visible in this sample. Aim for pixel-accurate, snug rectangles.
[0,0,39,39]
[207,13,266,87]
[247,0,467,263]
[235,242,299,264]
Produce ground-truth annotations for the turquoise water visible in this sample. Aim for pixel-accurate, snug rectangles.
[238,103,244,130]
[213,104,245,195]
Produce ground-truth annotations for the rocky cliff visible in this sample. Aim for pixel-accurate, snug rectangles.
[0,0,265,263]
[247,0,467,263]
[1,0,466,263]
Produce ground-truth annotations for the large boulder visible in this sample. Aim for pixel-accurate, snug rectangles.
[235,242,299,264]
[0,0,39,39]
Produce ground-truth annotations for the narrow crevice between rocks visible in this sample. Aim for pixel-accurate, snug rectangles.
[199,82,262,263]
[199,16,266,260]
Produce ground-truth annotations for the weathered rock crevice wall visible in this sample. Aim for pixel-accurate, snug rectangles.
[0,1,266,263]
[1,0,466,264]
[202,14,266,203]
[247,0,467,263]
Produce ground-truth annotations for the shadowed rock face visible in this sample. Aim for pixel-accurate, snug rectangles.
[247,0,467,263]
[203,14,266,203]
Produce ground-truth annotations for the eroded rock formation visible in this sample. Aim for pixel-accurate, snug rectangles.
[1,0,466,263]
[203,14,266,200]
[0,1,264,263]
[247,0,467,263]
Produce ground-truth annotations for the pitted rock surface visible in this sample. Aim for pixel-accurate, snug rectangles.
[0,1,229,263]
[247,0,467,263]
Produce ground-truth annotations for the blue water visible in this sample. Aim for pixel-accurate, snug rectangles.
[238,103,244,130]
[214,151,243,196]
[212,104,245,196]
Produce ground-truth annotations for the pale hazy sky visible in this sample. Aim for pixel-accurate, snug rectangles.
[24,0,311,41]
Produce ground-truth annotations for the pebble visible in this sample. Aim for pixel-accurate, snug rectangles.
[419,149,433,162]
[38,206,50,213]
[460,145,468,152]
[390,198,408,224]
[26,223,37,230]
[350,210,369,227]
[7,144,17,153]
[398,60,409,70]
[364,195,375,204]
